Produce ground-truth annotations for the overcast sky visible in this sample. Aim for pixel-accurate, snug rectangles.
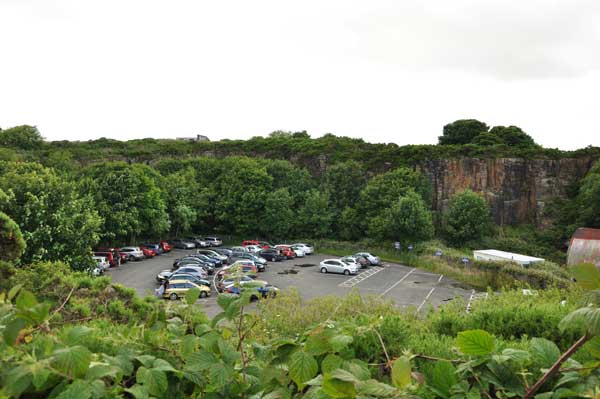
[1,0,599,149]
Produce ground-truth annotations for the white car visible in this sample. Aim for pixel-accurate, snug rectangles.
[319,259,358,275]
[93,256,110,270]
[203,236,223,246]
[341,257,361,269]
[293,243,314,255]
[196,249,228,262]
[120,246,145,261]
[245,245,262,253]
[354,252,381,266]
[231,246,249,253]
[289,244,306,257]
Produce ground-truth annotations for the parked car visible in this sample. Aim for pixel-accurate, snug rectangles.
[231,253,267,269]
[170,273,211,287]
[120,246,145,261]
[340,257,361,269]
[244,245,263,253]
[163,280,211,300]
[242,240,273,249]
[159,240,172,252]
[319,259,358,275]
[179,253,222,267]
[259,248,286,262]
[97,247,125,265]
[94,251,120,268]
[223,284,279,300]
[289,244,306,257]
[175,257,215,274]
[196,249,228,263]
[230,246,248,254]
[203,236,223,246]
[342,255,369,268]
[140,247,156,258]
[293,243,314,255]
[171,239,196,249]
[93,256,110,270]
[217,275,268,292]
[185,236,210,248]
[213,247,233,257]
[354,252,381,266]
[172,265,208,279]
[275,245,296,259]
[156,269,173,283]
[141,243,163,255]
[218,261,258,277]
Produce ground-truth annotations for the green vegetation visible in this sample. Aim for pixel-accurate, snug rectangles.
[1,259,599,398]
[443,190,493,246]
[439,119,538,148]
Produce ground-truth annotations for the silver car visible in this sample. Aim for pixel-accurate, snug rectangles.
[120,246,145,261]
[354,252,381,266]
[319,259,358,275]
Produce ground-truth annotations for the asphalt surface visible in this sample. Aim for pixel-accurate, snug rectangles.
[106,248,473,317]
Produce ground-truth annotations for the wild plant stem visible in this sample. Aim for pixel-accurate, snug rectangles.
[523,334,590,399]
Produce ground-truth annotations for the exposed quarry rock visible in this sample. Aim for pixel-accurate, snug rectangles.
[417,157,597,225]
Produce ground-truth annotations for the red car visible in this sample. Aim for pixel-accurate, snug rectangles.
[159,240,172,252]
[275,245,296,259]
[94,248,121,267]
[242,240,273,249]
[140,246,156,258]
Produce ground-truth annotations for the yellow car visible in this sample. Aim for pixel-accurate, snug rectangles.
[163,280,211,300]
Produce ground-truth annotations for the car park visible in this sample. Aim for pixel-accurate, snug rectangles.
[163,280,211,300]
[93,256,110,270]
[120,246,145,261]
[171,239,196,249]
[319,259,358,275]
[354,252,381,266]
[259,248,286,262]
[203,236,223,246]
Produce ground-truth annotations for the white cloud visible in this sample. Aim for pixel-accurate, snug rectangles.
[0,0,599,149]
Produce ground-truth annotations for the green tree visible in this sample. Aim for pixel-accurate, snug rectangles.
[471,132,504,146]
[80,162,169,243]
[164,168,200,236]
[0,125,44,150]
[489,125,537,148]
[368,190,434,242]
[339,207,363,241]
[0,161,102,265]
[264,159,314,203]
[261,188,295,240]
[576,160,600,228]
[357,167,431,221]
[443,189,493,245]
[438,119,489,145]
[296,190,334,238]
[212,157,272,235]
[0,209,26,262]
[323,161,366,215]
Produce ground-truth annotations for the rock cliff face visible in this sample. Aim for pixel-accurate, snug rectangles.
[417,157,597,225]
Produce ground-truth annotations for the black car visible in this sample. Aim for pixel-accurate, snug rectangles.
[213,247,233,257]
[259,248,285,262]
[186,253,222,267]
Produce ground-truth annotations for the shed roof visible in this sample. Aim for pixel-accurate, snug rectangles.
[473,249,545,263]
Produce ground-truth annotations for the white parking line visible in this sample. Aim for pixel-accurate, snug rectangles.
[339,266,385,288]
[415,287,436,313]
[378,268,416,298]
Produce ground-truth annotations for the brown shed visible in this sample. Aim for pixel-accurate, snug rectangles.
[567,227,600,267]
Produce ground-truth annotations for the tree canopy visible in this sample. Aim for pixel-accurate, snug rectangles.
[443,189,493,245]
